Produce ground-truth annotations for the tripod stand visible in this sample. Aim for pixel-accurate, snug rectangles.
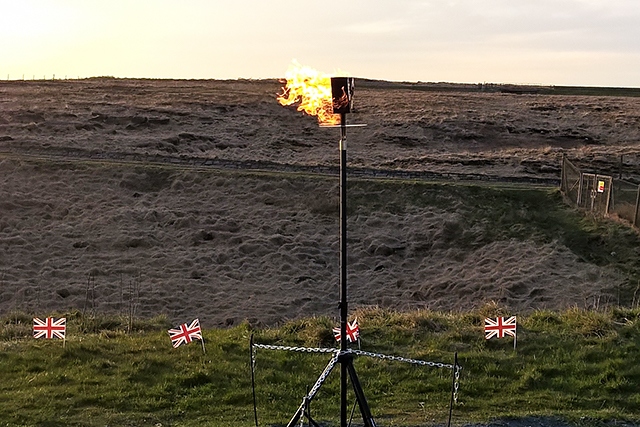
[284,348,376,427]
[250,342,461,427]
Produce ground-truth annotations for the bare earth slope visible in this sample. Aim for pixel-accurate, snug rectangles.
[1,79,639,326]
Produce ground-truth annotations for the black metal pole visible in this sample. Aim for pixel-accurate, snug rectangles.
[634,184,640,228]
[339,112,348,427]
[250,334,259,427]
[346,360,376,427]
[447,352,458,427]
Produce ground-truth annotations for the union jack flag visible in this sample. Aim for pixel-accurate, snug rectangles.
[484,316,516,339]
[168,319,203,348]
[333,318,360,343]
[33,317,66,340]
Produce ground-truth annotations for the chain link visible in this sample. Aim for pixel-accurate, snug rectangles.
[307,354,339,399]
[251,345,257,370]
[253,344,462,406]
[453,364,461,404]
[253,344,462,375]
[351,349,457,370]
[252,344,461,371]
[252,343,337,354]
[252,342,463,413]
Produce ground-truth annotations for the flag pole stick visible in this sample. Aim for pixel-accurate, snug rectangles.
[201,337,207,354]
[250,334,259,427]
[447,352,458,427]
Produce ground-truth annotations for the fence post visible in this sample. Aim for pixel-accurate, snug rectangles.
[577,173,583,206]
[634,184,640,228]
[561,154,566,193]
[604,176,611,215]
[619,154,624,180]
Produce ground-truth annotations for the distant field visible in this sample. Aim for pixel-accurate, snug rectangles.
[358,79,640,97]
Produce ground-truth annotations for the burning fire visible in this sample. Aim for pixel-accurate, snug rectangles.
[277,61,346,125]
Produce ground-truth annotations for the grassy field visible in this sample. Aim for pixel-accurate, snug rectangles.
[2,161,640,426]
[1,306,639,427]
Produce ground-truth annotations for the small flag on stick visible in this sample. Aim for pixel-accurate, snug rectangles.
[33,317,67,347]
[33,317,66,340]
[333,318,360,343]
[484,316,517,349]
[168,319,205,353]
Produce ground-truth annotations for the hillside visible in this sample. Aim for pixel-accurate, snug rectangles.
[1,78,640,327]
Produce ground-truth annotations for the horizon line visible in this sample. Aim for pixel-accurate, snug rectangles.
[3,74,640,90]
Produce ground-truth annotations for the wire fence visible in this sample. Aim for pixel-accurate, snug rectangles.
[561,156,640,228]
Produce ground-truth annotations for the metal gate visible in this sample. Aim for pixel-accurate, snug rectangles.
[561,156,581,205]
[579,173,612,215]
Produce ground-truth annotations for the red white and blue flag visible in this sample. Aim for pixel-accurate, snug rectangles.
[484,316,517,340]
[168,319,203,348]
[33,317,66,340]
[333,318,360,343]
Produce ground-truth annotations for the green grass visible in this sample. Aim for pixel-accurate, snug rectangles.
[1,307,639,427]
[2,160,640,425]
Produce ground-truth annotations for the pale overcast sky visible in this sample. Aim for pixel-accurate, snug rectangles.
[1,0,639,86]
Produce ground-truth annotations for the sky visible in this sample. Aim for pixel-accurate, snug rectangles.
[1,0,639,87]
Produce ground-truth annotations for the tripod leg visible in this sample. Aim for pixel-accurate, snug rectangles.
[286,396,324,427]
[286,403,305,427]
[303,392,323,427]
[346,362,377,427]
[286,355,338,427]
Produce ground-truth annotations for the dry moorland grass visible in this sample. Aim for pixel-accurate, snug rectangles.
[1,79,639,326]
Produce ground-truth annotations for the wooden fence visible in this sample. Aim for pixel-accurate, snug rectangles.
[561,156,640,228]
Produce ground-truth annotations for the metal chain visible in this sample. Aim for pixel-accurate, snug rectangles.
[307,354,339,399]
[252,344,461,371]
[252,341,464,421]
[453,364,461,404]
[252,345,257,370]
[252,343,338,354]
[351,349,458,370]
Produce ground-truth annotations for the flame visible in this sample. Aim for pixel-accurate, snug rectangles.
[277,60,344,125]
